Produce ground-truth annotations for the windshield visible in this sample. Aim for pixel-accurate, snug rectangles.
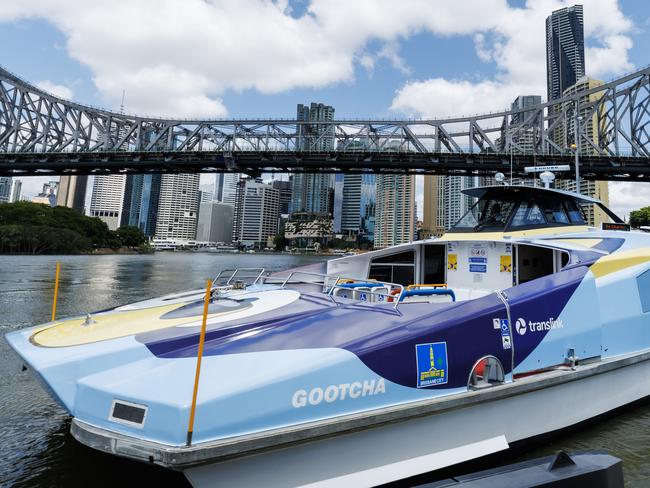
[454,197,518,231]
[451,189,591,232]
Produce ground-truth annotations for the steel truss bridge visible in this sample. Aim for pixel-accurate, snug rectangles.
[1,65,649,180]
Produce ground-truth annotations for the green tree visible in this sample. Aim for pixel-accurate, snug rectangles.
[273,225,288,251]
[630,206,650,228]
[115,225,147,247]
[0,201,117,253]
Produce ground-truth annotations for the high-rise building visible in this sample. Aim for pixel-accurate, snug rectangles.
[271,178,293,216]
[290,174,334,214]
[333,174,376,243]
[554,76,610,227]
[154,174,200,241]
[291,102,335,215]
[89,175,126,230]
[214,173,241,206]
[0,177,11,203]
[546,5,585,102]
[10,179,22,203]
[120,174,161,236]
[57,175,88,212]
[374,174,415,249]
[232,179,280,248]
[422,175,445,238]
[507,95,543,154]
[196,202,234,244]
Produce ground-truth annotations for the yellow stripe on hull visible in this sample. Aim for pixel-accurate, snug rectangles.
[31,302,231,348]
[590,247,650,279]
[438,226,591,241]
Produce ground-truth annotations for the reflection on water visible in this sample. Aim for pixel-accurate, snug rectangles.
[1,253,649,487]
[0,253,323,488]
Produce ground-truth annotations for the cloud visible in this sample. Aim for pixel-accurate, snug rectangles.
[609,182,650,219]
[390,0,634,119]
[35,79,73,99]
[0,1,634,120]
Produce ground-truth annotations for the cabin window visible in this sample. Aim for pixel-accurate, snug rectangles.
[511,201,546,227]
[516,245,555,284]
[423,245,446,284]
[565,200,586,224]
[369,250,415,285]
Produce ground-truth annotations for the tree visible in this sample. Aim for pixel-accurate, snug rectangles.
[630,207,650,228]
[115,225,147,247]
[0,201,117,253]
[273,225,288,251]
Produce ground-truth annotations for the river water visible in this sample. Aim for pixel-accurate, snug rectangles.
[1,253,649,487]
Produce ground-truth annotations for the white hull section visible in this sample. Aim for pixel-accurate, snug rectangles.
[184,355,650,488]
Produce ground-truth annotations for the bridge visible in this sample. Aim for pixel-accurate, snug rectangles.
[0,65,649,181]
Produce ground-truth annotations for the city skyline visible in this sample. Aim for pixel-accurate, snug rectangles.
[0,0,649,217]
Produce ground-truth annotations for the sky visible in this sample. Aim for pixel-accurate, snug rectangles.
[1,0,649,219]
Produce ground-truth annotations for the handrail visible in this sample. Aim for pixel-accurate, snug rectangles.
[212,268,266,286]
[263,270,405,309]
[214,267,407,309]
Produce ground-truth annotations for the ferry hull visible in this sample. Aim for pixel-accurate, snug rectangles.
[69,351,650,487]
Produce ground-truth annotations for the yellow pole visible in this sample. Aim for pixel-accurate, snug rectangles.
[187,279,213,446]
[51,262,61,322]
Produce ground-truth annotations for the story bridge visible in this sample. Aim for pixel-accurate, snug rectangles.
[1,65,649,181]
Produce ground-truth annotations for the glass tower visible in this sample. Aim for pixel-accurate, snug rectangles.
[546,5,585,101]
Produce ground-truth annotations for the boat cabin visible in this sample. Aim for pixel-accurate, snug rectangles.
[327,185,622,303]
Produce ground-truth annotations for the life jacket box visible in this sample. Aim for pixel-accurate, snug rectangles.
[354,287,372,302]
[370,286,391,303]
[333,287,354,300]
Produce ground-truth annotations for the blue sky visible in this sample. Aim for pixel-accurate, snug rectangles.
[1,0,649,216]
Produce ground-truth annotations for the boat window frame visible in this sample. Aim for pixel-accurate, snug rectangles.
[448,187,619,233]
[368,249,416,286]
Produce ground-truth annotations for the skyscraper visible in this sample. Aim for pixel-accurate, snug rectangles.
[0,177,11,203]
[271,178,293,215]
[154,174,200,241]
[121,174,161,236]
[555,76,610,226]
[422,175,445,238]
[89,175,126,230]
[57,175,88,213]
[374,174,415,249]
[214,173,241,206]
[9,179,22,203]
[508,95,543,154]
[546,5,585,101]
[196,201,234,244]
[334,174,376,243]
[291,102,335,215]
[232,179,279,248]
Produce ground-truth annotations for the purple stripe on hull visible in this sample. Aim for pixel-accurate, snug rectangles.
[141,266,589,389]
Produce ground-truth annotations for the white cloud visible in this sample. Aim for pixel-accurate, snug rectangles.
[390,0,634,119]
[0,1,634,120]
[16,176,59,199]
[609,182,650,220]
[35,79,73,99]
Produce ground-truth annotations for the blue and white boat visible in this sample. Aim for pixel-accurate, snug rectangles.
[6,181,650,487]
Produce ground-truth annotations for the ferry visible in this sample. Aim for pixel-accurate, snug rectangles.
[6,175,650,487]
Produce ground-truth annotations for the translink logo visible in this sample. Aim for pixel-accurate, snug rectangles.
[516,317,564,335]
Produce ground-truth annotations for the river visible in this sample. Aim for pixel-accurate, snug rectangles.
[1,253,649,487]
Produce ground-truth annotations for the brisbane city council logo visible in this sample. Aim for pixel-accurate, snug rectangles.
[516,318,527,336]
